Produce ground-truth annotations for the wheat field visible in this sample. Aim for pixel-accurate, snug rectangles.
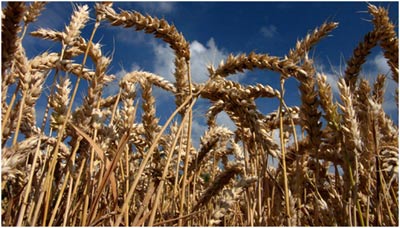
[1,2,398,226]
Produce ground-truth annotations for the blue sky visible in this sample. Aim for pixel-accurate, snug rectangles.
[6,1,399,147]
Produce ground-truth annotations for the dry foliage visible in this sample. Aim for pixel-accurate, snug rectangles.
[1,2,398,226]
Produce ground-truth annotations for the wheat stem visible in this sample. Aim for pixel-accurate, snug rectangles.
[148,99,193,226]
[279,77,291,225]
[114,90,201,226]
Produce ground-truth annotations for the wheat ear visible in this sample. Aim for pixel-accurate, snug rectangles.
[95,4,191,117]
[191,164,242,212]
[344,29,380,90]
[288,22,338,63]
[337,78,364,226]
[1,2,26,75]
[212,52,307,80]
[368,4,398,82]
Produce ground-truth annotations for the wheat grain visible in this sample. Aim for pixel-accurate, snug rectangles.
[50,77,71,130]
[140,80,159,143]
[338,78,363,225]
[209,176,256,226]
[174,56,190,114]
[95,4,191,114]
[373,74,386,104]
[344,29,380,89]
[192,164,242,212]
[188,126,233,174]
[96,5,190,59]
[288,22,338,63]
[317,73,340,131]
[63,4,89,46]
[355,79,373,158]
[23,2,46,25]
[1,2,26,75]
[368,4,399,82]
[30,28,65,42]
[213,52,307,80]
[338,78,362,157]
[298,57,321,151]
[124,71,176,93]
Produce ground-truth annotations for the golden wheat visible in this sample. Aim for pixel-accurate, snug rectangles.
[1,2,398,226]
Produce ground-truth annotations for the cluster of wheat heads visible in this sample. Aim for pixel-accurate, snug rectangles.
[1,2,398,226]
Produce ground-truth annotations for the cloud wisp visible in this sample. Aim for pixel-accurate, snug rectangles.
[136,2,176,14]
[260,24,278,38]
[152,38,228,83]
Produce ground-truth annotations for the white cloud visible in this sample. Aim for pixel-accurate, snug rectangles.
[35,103,47,128]
[152,42,175,81]
[216,111,236,131]
[191,118,208,149]
[371,53,391,75]
[190,38,228,83]
[114,28,148,45]
[152,38,229,83]
[137,2,175,14]
[260,25,278,38]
